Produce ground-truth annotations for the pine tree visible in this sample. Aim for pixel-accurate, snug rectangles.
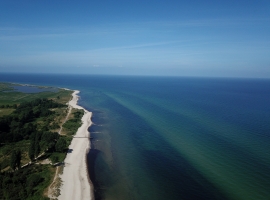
[55,137,67,152]
[29,141,35,161]
[34,140,40,157]
[10,150,17,170]
[10,150,21,170]
[34,132,41,157]
[16,149,21,169]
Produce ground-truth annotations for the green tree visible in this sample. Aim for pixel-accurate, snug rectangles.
[29,141,35,161]
[10,150,17,170]
[10,149,21,170]
[50,155,59,163]
[16,149,21,169]
[34,139,40,157]
[55,137,67,152]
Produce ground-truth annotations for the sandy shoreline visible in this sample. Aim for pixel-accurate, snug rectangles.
[58,90,94,200]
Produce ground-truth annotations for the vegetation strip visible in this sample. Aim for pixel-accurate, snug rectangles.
[0,82,83,200]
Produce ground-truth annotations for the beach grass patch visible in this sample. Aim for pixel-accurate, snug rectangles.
[0,83,14,92]
[0,108,15,117]
[49,152,66,164]
[62,109,84,135]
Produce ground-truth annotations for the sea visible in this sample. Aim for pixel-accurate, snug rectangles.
[1,73,270,200]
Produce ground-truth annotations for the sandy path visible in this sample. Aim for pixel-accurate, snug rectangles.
[58,90,94,200]
[47,166,60,198]
[58,103,72,135]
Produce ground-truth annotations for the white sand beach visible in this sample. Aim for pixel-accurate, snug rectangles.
[58,90,94,200]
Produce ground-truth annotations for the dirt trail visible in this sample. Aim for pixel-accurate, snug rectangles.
[47,166,60,199]
[58,105,73,135]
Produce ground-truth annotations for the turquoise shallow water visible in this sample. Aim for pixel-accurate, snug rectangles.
[1,74,270,200]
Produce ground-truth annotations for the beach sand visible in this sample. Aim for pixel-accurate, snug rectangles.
[58,90,94,200]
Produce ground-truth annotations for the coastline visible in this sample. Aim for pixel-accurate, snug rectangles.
[58,90,94,200]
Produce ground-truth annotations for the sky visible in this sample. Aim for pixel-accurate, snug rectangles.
[0,0,270,78]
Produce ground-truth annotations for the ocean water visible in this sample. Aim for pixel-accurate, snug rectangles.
[1,73,270,200]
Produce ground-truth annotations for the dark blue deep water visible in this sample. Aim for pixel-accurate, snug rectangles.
[1,73,270,200]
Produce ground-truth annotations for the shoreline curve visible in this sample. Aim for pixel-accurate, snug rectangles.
[58,90,94,200]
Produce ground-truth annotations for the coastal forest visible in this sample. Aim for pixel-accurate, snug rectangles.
[0,83,80,199]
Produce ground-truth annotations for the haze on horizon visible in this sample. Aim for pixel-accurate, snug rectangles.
[0,1,269,78]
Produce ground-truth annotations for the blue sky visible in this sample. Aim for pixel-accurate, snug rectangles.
[0,0,270,77]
